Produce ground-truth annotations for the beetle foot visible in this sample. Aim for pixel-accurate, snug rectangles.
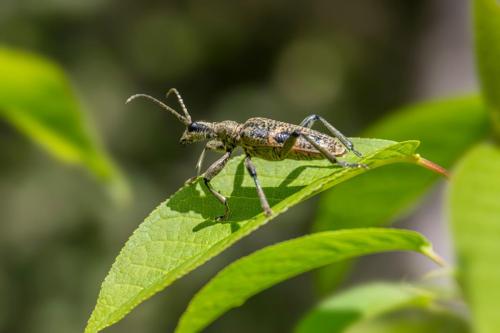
[352,148,363,157]
[185,176,199,185]
[215,215,226,222]
[338,161,369,169]
[215,214,230,222]
[264,207,273,217]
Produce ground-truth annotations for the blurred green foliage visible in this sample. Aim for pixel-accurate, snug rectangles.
[346,308,470,333]
[0,47,127,200]
[449,144,500,333]
[474,0,500,136]
[296,283,435,333]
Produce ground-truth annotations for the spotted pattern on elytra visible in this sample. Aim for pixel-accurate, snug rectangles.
[238,117,346,161]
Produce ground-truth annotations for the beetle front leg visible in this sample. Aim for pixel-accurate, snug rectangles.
[185,140,226,184]
[244,155,273,217]
[202,150,233,221]
[195,147,207,176]
[300,114,362,157]
[184,147,208,185]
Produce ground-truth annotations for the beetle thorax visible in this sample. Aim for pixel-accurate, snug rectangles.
[214,121,241,144]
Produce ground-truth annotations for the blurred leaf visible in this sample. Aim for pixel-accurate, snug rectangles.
[0,47,127,198]
[295,282,434,333]
[176,229,441,333]
[85,138,436,332]
[449,143,500,333]
[347,308,470,333]
[474,0,500,135]
[314,96,488,294]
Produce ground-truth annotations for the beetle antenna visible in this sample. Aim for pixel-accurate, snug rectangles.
[126,93,190,125]
[166,88,192,123]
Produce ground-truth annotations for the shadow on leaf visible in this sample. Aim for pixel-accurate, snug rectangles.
[166,158,334,233]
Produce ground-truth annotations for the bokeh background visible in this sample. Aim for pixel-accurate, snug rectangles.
[0,1,476,332]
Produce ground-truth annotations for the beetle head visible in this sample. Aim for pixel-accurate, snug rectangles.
[179,121,215,145]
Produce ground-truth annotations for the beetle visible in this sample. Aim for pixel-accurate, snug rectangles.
[127,88,365,221]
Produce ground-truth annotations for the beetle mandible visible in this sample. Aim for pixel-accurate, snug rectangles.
[127,88,366,221]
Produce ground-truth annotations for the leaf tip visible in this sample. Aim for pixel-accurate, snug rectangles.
[421,245,446,267]
[414,154,450,178]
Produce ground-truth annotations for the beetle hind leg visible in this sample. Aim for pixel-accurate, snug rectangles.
[300,114,362,157]
[291,130,367,169]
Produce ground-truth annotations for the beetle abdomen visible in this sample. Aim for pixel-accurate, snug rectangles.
[239,117,346,161]
[244,145,325,161]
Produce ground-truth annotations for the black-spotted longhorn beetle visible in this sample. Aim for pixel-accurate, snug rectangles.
[127,89,365,221]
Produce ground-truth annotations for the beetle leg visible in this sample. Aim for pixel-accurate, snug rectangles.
[300,114,362,157]
[244,155,273,217]
[292,130,366,168]
[195,147,207,176]
[185,140,226,185]
[201,150,233,221]
[196,140,226,176]
[277,132,299,159]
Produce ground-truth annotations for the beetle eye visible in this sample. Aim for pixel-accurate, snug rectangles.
[188,122,206,132]
[188,122,198,132]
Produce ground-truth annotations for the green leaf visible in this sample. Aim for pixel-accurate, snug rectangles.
[347,308,470,333]
[295,283,435,333]
[474,0,500,135]
[314,96,488,293]
[175,229,441,333]
[85,138,429,332]
[449,143,500,333]
[0,47,126,197]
